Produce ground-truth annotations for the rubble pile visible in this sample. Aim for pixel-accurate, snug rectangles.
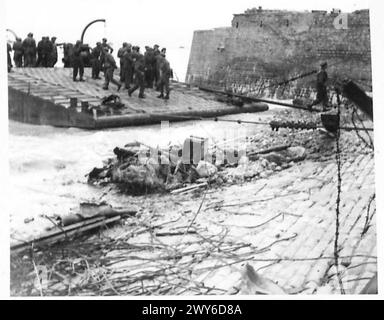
[87,138,309,195]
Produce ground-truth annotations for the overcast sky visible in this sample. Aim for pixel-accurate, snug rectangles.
[4,0,372,49]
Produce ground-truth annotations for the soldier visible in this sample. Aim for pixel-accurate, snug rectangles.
[153,44,160,88]
[36,37,45,67]
[128,46,146,98]
[155,50,165,90]
[72,40,85,81]
[308,62,329,111]
[157,52,173,100]
[7,42,12,72]
[117,42,128,81]
[100,38,113,68]
[121,43,134,89]
[48,37,58,67]
[42,37,52,67]
[12,38,24,67]
[90,42,102,79]
[144,46,155,88]
[62,43,74,67]
[102,48,121,91]
[22,33,36,67]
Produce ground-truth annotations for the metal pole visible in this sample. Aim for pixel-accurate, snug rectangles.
[6,28,18,40]
[80,19,106,43]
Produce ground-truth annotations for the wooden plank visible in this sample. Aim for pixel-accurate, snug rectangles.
[11,216,121,253]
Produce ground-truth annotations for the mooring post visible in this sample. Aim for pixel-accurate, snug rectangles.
[81,101,89,113]
[70,97,78,109]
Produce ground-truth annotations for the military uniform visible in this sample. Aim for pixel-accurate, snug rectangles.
[128,51,146,98]
[103,51,121,90]
[157,55,172,99]
[153,48,161,89]
[117,44,128,81]
[144,48,155,88]
[48,37,58,67]
[36,38,44,67]
[12,39,23,67]
[122,48,134,89]
[7,43,12,72]
[100,39,113,68]
[42,37,52,67]
[91,44,102,79]
[22,34,36,67]
[308,63,329,111]
[72,42,85,81]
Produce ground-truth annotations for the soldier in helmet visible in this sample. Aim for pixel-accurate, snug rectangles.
[90,42,102,79]
[100,38,113,69]
[308,62,330,111]
[48,37,58,67]
[117,42,128,81]
[72,40,85,81]
[157,52,173,100]
[22,32,36,67]
[121,43,134,89]
[7,42,12,72]
[128,46,146,98]
[36,36,45,67]
[12,38,24,67]
[102,47,121,91]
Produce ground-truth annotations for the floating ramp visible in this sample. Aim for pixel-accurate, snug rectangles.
[8,68,268,129]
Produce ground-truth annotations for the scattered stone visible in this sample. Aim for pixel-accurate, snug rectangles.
[196,160,218,178]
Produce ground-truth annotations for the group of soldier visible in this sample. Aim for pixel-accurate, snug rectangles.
[84,39,172,99]
[7,33,58,71]
[7,33,173,100]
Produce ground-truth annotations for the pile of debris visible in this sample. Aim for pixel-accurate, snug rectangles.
[87,136,308,195]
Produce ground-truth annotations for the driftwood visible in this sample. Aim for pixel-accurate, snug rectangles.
[247,144,291,157]
[11,216,121,253]
[170,182,208,195]
[60,203,137,226]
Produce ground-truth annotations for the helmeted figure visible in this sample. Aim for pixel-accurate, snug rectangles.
[100,38,113,69]
[128,46,146,98]
[91,42,102,79]
[62,43,74,67]
[12,38,24,67]
[144,46,156,88]
[7,42,12,72]
[121,44,134,89]
[36,37,45,67]
[48,37,58,67]
[102,48,121,90]
[72,40,85,81]
[117,42,128,81]
[308,62,329,111]
[22,33,37,67]
[42,37,52,67]
[157,53,172,100]
[153,44,161,89]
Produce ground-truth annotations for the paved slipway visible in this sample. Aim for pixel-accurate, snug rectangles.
[10,106,376,295]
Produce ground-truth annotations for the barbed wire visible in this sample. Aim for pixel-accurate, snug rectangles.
[334,90,345,294]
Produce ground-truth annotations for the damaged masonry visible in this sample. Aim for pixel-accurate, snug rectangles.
[8,5,376,296]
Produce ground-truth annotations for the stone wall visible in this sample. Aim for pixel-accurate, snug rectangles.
[186,9,372,100]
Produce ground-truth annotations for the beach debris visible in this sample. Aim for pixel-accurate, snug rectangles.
[170,182,208,195]
[11,215,122,253]
[196,160,217,177]
[59,201,137,226]
[233,263,286,295]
